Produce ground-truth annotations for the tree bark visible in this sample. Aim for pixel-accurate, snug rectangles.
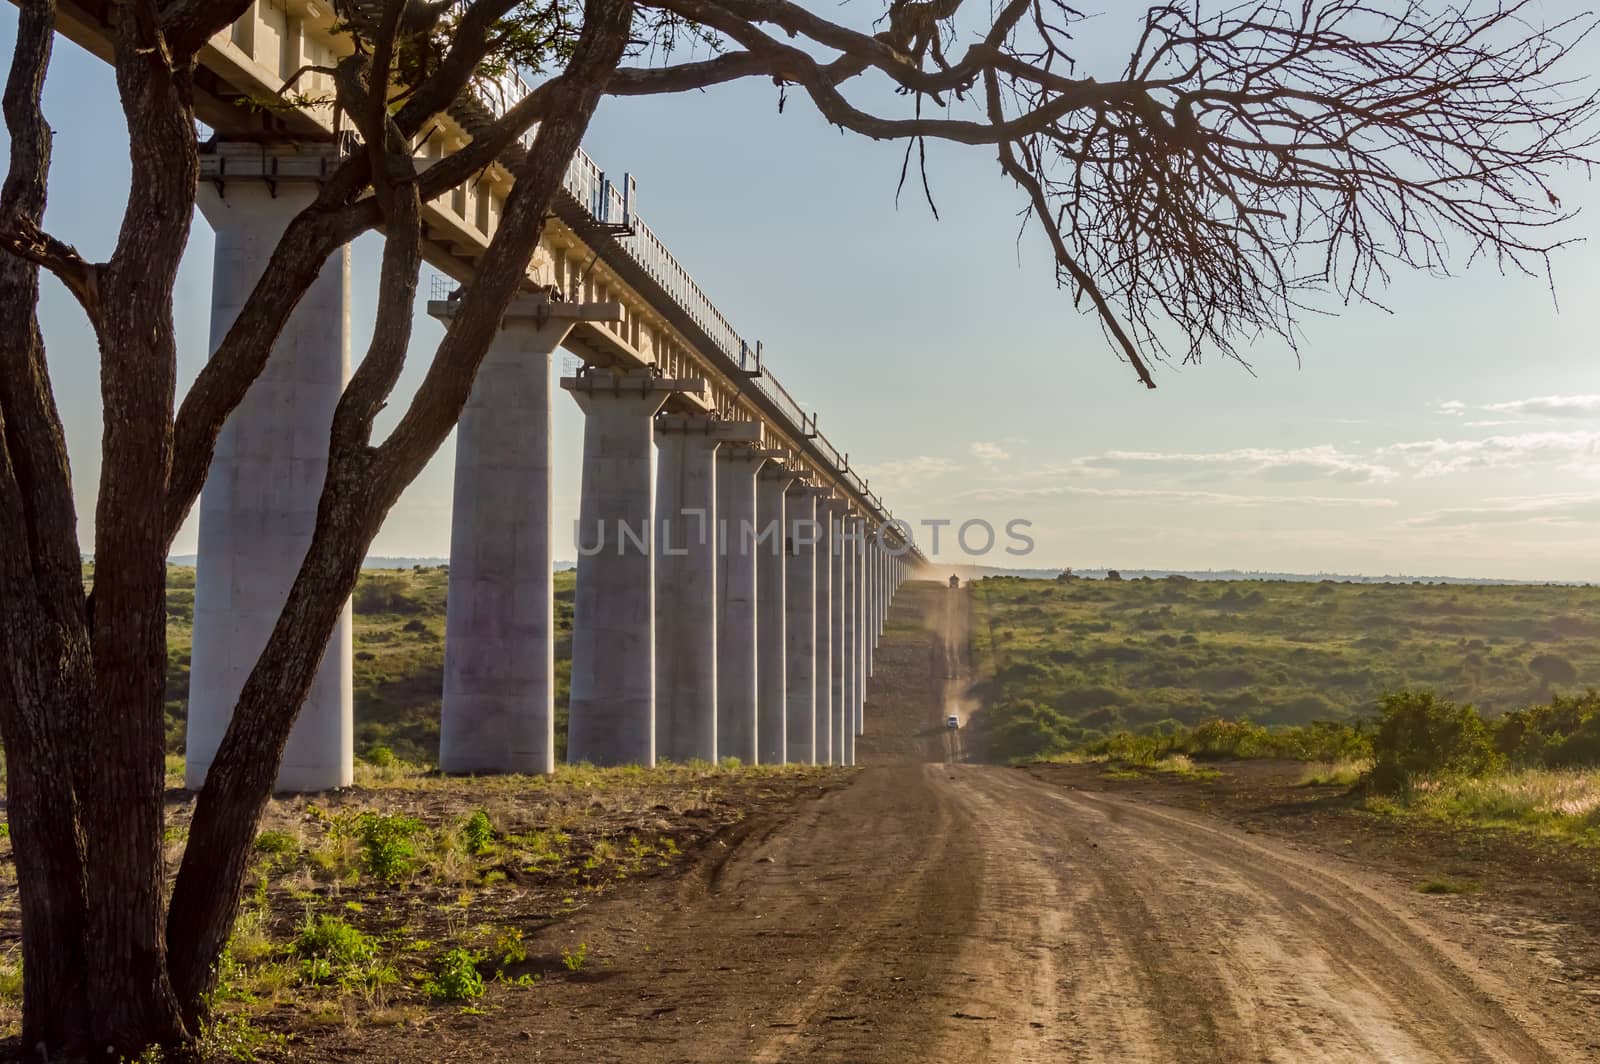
[0,0,95,1052]
[68,0,204,1049]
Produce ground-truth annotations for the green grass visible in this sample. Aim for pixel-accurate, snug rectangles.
[1297,759,1373,787]
[160,565,577,767]
[1390,767,1600,845]
[969,574,1600,762]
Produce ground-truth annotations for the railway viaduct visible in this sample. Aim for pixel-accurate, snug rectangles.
[47,0,922,791]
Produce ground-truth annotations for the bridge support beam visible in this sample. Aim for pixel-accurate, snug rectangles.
[843,515,861,761]
[433,297,619,776]
[784,486,820,764]
[563,371,703,766]
[757,464,799,764]
[716,446,770,763]
[655,416,758,763]
[188,158,352,793]
[870,534,883,675]
[816,498,839,765]
[826,501,848,764]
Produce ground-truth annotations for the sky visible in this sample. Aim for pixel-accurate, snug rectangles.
[3,2,1598,582]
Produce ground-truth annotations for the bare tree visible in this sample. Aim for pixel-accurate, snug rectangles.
[0,0,1592,1053]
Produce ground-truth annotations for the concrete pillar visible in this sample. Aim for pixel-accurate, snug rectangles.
[563,370,702,766]
[837,510,855,765]
[432,297,619,776]
[716,446,769,763]
[188,155,353,793]
[866,533,877,678]
[654,417,759,763]
[815,499,836,764]
[857,526,869,740]
[784,486,820,764]
[756,464,797,764]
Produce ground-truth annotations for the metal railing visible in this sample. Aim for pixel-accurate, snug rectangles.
[466,67,895,527]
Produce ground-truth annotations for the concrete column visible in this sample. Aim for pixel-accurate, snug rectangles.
[784,486,820,764]
[654,417,759,763]
[433,298,618,776]
[839,511,857,765]
[563,370,702,766]
[815,499,837,764]
[756,464,797,764]
[716,446,769,763]
[189,159,352,793]
[856,526,869,740]
[866,533,878,677]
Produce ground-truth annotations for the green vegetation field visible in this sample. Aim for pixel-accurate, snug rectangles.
[161,566,577,765]
[970,574,1600,761]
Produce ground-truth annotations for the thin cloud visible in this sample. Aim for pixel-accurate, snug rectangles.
[1383,431,1600,476]
[1081,445,1397,485]
[861,455,959,491]
[958,483,1397,508]
[1407,493,1600,529]
[1482,394,1600,419]
[970,441,1010,462]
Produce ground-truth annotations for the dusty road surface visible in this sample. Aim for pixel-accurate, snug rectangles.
[338,582,1600,1063]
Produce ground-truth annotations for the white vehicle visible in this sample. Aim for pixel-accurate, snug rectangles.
[946,714,960,730]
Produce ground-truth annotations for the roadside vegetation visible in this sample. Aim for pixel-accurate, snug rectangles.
[970,575,1600,848]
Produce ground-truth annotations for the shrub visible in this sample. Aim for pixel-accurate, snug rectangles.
[1528,653,1578,686]
[1369,690,1499,793]
[253,830,297,856]
[1496,689,1600,768]
[332,811,426,883]
[423,948,486,1002]
[293,915,379,985]
[461,809,495,855]
[362,745,396,768]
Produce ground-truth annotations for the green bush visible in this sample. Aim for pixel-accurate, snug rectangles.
[293,915,377,985]
[423,948,485,1002]
[253,830,297,856]
[331,812,426,883]
[1495,689,1600,768]
[461,809,495,855]
[1369,690,1499,793]
[362,745,397,768]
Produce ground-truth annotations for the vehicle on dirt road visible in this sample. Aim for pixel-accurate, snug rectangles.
[948,574,960,589]
[946,714,960,729]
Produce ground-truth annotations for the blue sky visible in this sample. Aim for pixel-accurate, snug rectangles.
[5,3,1598,581]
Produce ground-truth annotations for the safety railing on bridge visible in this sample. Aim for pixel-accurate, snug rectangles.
[467,66,892,525]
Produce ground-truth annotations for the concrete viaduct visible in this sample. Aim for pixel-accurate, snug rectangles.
[49,0,925,791]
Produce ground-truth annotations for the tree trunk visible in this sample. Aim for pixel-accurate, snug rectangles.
[0,0,96,1052]
[65,10,205,1050]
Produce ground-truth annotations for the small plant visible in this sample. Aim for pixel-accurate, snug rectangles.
[461,809,495,855]
[0,951,22,1005]
[335,812,426,883]
[423,948,486,1002]
[364,745,397,768]
[560,942,589,972]
[293,914,377,985]
[201,1013,289,1062]
[496,928,527,968]
[254,829,297,855]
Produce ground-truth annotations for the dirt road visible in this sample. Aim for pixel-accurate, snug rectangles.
[345,582,1600,1063]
